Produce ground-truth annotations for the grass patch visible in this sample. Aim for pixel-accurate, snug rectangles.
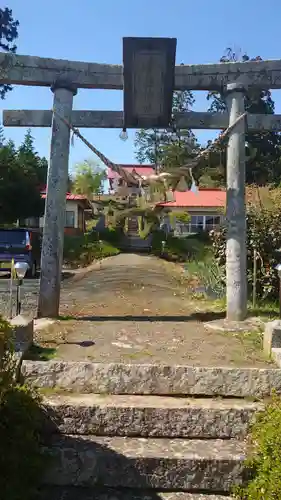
[249,300,280,320]
[24,343,57,361]
[189,292,279,323]
[234,395,281,499]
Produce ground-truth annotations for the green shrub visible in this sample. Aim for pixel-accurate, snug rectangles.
[0,316,46,500]
[211,187,281,300]
[235,395,281,499]
[186,259,225,298]
[151,231,210,263]
[151,231,187,261]
[63,232,120,267]
[97,227,123,246]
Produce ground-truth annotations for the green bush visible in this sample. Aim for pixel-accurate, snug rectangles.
[97,227,123,246]
[211,188,281,300]
[63,232,120,267]
[186,259,225,298]
[0,316,46,500]
[151,231,187,261]
[235,395,281,499]
[151,231,210,263]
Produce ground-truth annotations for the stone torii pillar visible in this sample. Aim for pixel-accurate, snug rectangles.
[225,83,247,321]
[37,81,77,318]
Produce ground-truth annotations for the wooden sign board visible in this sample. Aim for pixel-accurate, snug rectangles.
[123,37,176,129]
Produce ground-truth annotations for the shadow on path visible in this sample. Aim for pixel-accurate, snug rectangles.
[59,311,225,323]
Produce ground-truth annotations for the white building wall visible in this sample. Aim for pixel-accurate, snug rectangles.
[39,200,79,228]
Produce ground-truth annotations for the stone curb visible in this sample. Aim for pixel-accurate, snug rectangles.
[39,486,233,500]
[10,314,33,353]
[43,435,245,492]
[34,318,56,332]
[22,361,281,397]
[10,314,34,380]
[264,320,281,365]
[42,393,262,439]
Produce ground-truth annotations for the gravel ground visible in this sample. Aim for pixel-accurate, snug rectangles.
[30,254,274,368]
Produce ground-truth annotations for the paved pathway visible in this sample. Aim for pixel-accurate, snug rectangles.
[33,254,273,368]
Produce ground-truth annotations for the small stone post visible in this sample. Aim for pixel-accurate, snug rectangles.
[225,83,247,321]
[37,82,77,318]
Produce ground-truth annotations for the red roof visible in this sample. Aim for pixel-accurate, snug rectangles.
[158,189,226,208]
[107,164,155,180]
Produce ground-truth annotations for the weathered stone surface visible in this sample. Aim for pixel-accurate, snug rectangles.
[39,486,233,500]
[43,436,245,491]
[3,110,124,129]
[38,86,74,318]
[272,348,281,367]
[225,86,247,321]
[5,109,281,132]
[10,314,33,352]
[2,52,281,90]
[42,393,262,438]
[22,361,281,397]
[264,320,281,356]
[204,317,263,333]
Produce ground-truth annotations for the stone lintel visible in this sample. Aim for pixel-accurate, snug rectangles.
[4,109,281,132]
[2,52,281,90]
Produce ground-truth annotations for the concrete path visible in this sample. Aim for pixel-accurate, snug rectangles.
[33,254,273,367]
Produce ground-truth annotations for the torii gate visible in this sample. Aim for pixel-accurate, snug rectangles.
[2,46,281,320]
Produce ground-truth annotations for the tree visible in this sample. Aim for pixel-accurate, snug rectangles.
[134,90,198,170]
[206,48,281,186]
[0,141,44,225]
[17,129,48,186]
[0,7,19,99]
[72,159,107,198]
[0,129,50,224]
[0,126,5,147]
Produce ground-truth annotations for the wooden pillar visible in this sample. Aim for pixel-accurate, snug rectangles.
[225,83,247,321]
[37,82,77,318]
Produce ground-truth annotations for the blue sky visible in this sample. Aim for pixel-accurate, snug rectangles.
[2,0,281,175]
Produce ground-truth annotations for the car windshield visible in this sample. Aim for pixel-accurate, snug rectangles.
[0,230,26,245]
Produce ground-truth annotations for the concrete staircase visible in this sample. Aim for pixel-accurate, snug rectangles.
[22,360,281,499]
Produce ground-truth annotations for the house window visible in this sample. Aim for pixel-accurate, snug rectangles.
[65,211,75,228]
[205,215,221,231]
[190,215,204,232]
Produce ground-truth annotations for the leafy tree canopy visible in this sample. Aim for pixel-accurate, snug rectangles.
[134,90,198,170]
[72,159,107,198]
[207,48,281,186]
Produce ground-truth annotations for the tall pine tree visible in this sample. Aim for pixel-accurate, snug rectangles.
[0,7,19,99]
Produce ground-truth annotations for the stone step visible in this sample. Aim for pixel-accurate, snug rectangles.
[42,392,262,438]
[23,360,281,397]
[39,486,233,500]
[43,436,245,492]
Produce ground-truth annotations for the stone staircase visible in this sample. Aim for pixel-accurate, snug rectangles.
[22,360,281,499]
[127,216,139,235]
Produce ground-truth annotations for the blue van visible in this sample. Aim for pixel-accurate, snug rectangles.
[0,228,42,278]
